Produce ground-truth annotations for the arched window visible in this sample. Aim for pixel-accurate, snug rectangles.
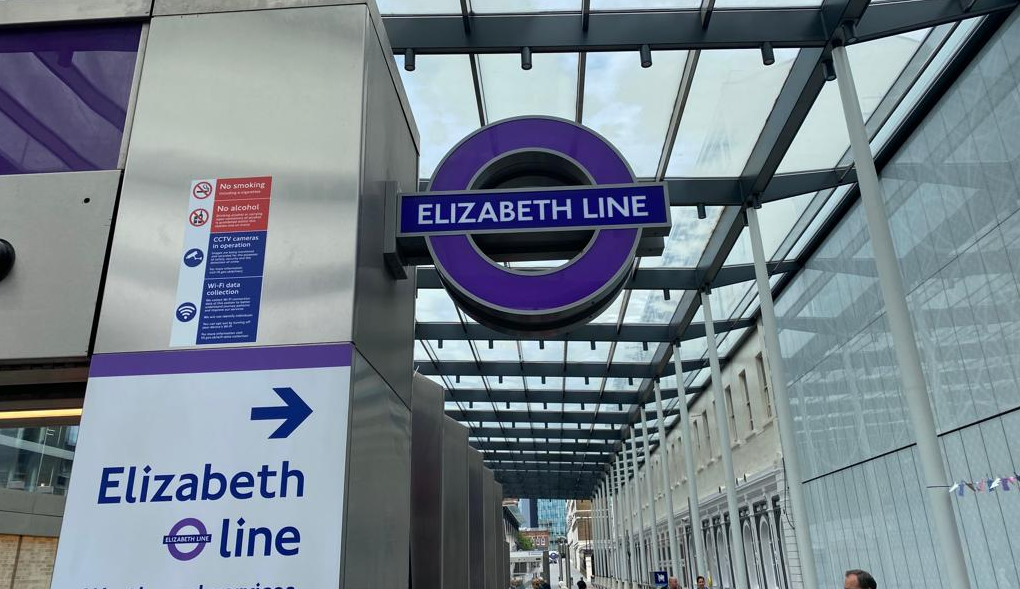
[758,519,779,589]
[743,522,761,589]
[716,527,732,589]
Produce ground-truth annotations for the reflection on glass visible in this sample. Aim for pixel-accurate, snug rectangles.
[777,31,929,173]
[472,0,580,12]
[396,55,480,177]
[0,426,77,495]
[479,53,578,122]
[666,48,798,176]
[583,51,688,177]
[377,0,461,14]
[0,24,141,175]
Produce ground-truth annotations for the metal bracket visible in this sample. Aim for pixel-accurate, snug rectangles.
[0,239,14,283]
[382,181,408,280]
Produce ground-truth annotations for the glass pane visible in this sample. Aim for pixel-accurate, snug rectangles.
[591,0,697,8]
[777,31,928,172]
[415,288,461,322]
[646,205,725,267]
[0,24,141,175]
[714,0,821,5]
[378,0,461,14]
[567,340,611,363]
[0,426,78,495]
[396,55,480,178]
[472,0,580,11]
[476,339,520,361]
[624,289,679,323]
[479,53,578,122]
[583,51,688,177]
[432,339,475,361]
[665,48,798,176]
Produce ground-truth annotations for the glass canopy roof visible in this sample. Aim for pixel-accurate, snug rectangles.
[383,0,1003,497]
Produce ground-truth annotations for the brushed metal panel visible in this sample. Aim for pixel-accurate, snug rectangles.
[483,467,496,589]
[443,417,470,589]
[468,448,486,589]
[352,16,418,403]
[0,0,150,25]
[153,0,362,15]
[96,5,368,353]
[343,350,411,589]
[411,374,444,588]
[0,171,119,362]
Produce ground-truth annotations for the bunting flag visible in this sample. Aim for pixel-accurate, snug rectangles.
[951,475,1020,496]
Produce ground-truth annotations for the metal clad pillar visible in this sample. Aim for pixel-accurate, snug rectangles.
[483,467,497,589]
[640,407,661,577]
[702,291,750,589]
[653,381,684,581]
[411,374,444,589]
[672,342,707,583]
[611,465,624,589]
[832,44,971,589]
[469,448,486,588]
[628,432,649,585]
[443,417,470,589]
[745,205,819,589]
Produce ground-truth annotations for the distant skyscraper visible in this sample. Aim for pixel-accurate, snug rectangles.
[518,498,539,528]
[537,499,567,537]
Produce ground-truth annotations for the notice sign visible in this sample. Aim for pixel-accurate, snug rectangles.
[171,176,273,347]
[51,344,352,589]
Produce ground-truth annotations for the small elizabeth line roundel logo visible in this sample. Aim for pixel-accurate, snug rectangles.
[163,517,212,561]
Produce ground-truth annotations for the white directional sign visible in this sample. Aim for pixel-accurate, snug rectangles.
[51,344,353,589]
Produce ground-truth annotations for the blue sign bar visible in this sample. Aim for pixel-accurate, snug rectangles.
[399,183,670,236]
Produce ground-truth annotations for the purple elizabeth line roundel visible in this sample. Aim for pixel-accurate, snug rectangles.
[427,117,643,334]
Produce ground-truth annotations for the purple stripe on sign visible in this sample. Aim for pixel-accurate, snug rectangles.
[89,343,353,377]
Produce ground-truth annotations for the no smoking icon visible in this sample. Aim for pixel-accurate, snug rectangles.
[192,181,213,200]
[189,208,210,227]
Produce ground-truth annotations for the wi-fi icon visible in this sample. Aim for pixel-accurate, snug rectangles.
[176,302,198,323]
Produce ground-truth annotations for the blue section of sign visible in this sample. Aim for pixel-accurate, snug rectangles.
[205,231,268,278]
[654,571,668,585]
[196,277,263,345]
[400,183,669,236]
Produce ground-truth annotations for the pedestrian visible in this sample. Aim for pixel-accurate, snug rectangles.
[697,575,707,589]
[668,576,680,589]
[577,580,587,589]
[845,570,877,589]
[532,577,544,589]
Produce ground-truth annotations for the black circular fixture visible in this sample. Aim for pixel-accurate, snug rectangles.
[0,239,14,283]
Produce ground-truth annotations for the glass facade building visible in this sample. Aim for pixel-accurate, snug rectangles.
[538,499,567,538]
[777,11,1020,589]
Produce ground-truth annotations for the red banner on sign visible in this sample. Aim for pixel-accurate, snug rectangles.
[215,176,273,201]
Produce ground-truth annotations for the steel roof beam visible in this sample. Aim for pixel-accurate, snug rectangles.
[416,358,710,378]
[472,440,625,453]
[416,262,797,291]
[416,319,752,343]
[448,408,674,424]
[382,1,1015,54]
[484,452,609,463]
[446,387,693,405]
[469,427,618,440]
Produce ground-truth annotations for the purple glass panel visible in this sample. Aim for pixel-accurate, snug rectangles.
[0,23,141,175]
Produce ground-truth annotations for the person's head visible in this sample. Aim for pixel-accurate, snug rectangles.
[577,581,587,589]
[697,575,707,589]
[845,570,877,589]
[558,582,567,589]
[532,578,543,589]
[668,576,680,589]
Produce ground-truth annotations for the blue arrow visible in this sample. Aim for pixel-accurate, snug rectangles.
[250,387,312,439]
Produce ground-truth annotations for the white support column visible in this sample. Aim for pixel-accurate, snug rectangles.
[746,205,819,589]
[672,342,707,583]
[600,484,609,584]
[832,44,971,589]
[622,458,638,589]
[640,407,662,577]
[701,291,750,589]
[611,469,622,589]
[653,381,684,582]
[629,431,649,586]
[615,461,627,589]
